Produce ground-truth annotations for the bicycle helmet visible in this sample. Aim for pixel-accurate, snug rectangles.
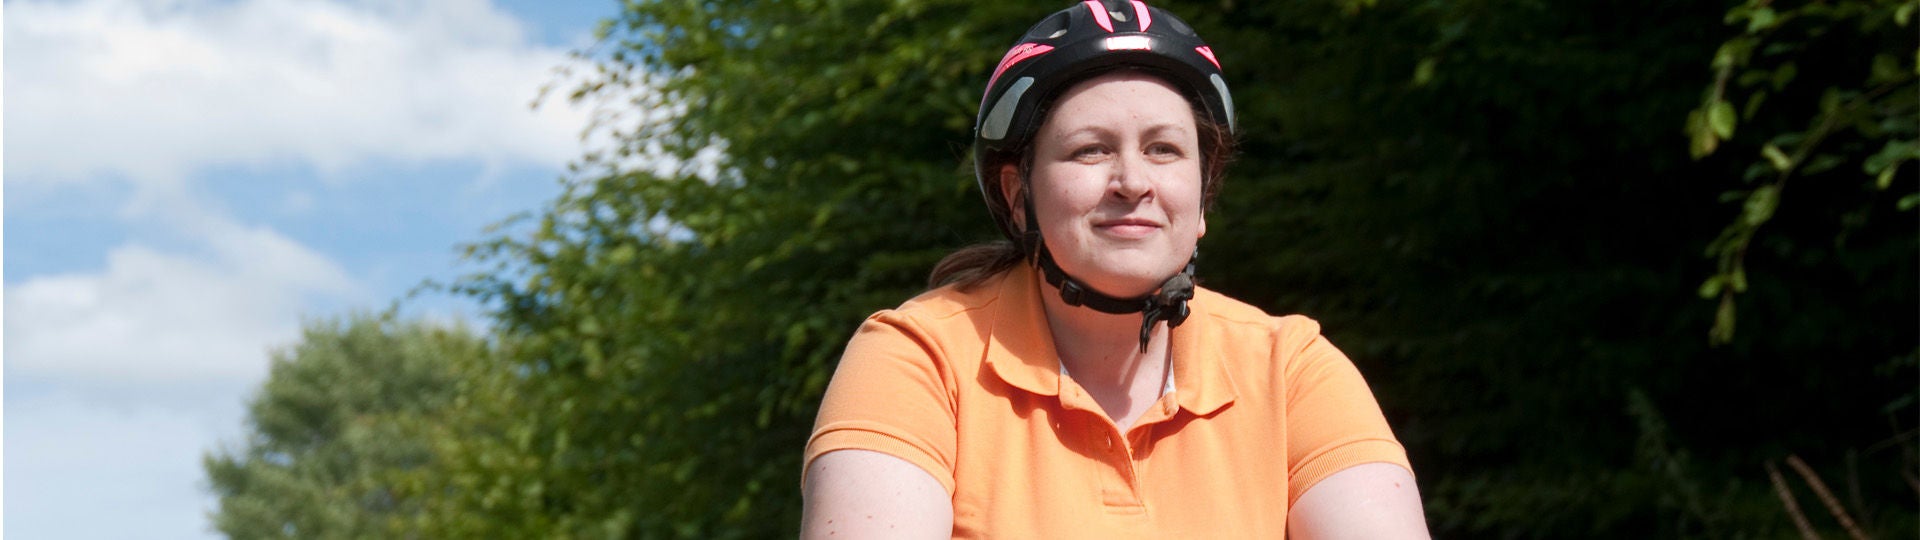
[971,0,1236,351]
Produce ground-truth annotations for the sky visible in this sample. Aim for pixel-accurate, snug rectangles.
[5,0,619,537]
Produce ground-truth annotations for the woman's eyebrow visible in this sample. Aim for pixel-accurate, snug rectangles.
[1052,122,1193,140]
[1139,123,1195,138]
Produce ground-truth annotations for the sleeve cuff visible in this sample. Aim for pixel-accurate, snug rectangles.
[1288,437,1411,505]
[805,422,957,496]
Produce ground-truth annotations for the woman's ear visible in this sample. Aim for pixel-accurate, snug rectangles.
[999,163,1026,230]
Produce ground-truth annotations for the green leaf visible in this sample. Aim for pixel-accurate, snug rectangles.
[1712,38,1754,69]
[1819,87,1843,115]
[1864,140,1919,176]
[1762,144,1792,171]
[1708,101,1737,138]
[1887,394,1918,415]
[1744,184,1780,226]
[1688,110,1719,158]
[1697,275,1725,299]
[1691,129,1719,159]
[1722,4,1750,25]
[1900,193,1920,211]
[1745,7,1777,32]
[1413,57,1438,86]
[1710,295,1736,345]
[1801,154,1843,175]
[1770,62,1796,91]
[1871,54,1904,84]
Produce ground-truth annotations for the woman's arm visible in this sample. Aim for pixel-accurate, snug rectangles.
[801,449,953,539]
[1286,462,1430,539]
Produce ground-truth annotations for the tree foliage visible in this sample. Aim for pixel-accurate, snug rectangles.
[1179,0,1918,536]
[1687,0,1918,345]
[212,0,1916,537]
[431,4,1045,536]
[205,314,486,539]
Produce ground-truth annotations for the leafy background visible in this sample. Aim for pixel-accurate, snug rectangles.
[207,0,1917,537]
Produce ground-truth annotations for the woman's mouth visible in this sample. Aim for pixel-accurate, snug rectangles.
[1095,218,1161,237]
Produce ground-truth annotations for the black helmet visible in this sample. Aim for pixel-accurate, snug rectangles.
[973,0,1236,243]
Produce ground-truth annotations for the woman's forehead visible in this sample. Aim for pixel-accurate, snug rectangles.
[1041,75,1197,135]
[1055,71,1189,107]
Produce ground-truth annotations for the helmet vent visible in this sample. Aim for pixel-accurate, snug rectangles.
[1210,73,1236,133]
[1026,11,1072,41]
[980,77,1034,141]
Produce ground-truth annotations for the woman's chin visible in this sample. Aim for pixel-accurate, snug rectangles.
[1071,267,1177,298]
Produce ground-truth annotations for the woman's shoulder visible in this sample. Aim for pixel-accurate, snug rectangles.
[838,274,1012,375]
[859,272,1012,338]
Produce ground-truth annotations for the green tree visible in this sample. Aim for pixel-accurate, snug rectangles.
[429,3,1051,537]
[434,0,1916,537]
[204,314,487,538]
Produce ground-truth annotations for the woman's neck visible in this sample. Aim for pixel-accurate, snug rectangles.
[1037,273,1171,428]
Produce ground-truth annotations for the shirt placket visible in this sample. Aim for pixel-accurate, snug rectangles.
[1060,383,1183,516]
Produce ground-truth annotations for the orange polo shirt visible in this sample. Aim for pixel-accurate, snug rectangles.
[805,263,1410,537]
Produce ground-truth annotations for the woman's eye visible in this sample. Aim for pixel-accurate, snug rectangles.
[1072,146,1109,159]
[1147,143,1184,157]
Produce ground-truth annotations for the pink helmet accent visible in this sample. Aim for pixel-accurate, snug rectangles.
[985,43,1056,101]
[1131,0,1152,31]
[1195,46,1219,69]
[1082,0,1115,32]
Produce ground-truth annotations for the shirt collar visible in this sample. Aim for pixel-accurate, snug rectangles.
[982,263,1063,397]
[983,263,1237,415]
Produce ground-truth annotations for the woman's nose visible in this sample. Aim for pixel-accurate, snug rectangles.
[1110,152,1153,200]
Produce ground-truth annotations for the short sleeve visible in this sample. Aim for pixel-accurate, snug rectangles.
[1278,316,1411,505]
[803,312,961,495]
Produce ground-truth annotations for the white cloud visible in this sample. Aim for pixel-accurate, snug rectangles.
[5,209,361,383]
[4,1,615,536]
[5,0,590,187]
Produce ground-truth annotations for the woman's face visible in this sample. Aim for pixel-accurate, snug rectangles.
[1004,71,1206,299]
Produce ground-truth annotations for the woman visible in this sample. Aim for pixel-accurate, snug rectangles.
[802,2,1428,537]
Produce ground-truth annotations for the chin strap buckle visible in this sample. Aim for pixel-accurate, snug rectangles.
[1137,266,1196,352]
[1058,279,1087,307]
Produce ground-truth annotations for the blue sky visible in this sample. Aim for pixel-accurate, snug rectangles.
[5,1,622,537]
